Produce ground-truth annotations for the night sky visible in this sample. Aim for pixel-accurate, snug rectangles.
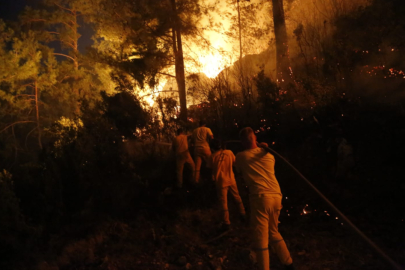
[0,0,38,21]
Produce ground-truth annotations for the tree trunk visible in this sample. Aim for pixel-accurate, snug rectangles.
[72,9,81,115]
[272,0,292,86]
[170,0,187,122]
[35,80,42,149]
[237,0,243,66]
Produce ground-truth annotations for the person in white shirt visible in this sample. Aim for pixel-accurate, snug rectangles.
[192,120,214,183]
[172,128,195,188]
[210,139,246,231]
[235,127,294,270]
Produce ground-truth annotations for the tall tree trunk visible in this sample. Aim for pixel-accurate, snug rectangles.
[272,0,292,86]
[34,80,42,149]
[170,0,187,122]
[236,0,250,118]
[72,9,81,115]
[71,10,79,72]
[175,28,187,122]
[237,0,243,67]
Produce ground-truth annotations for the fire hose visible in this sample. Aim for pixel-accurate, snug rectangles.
[224,140,402,270]
[152,139,402,269]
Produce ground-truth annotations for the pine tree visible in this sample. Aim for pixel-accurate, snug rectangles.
[0,21,58,149]
[20,0,110,116]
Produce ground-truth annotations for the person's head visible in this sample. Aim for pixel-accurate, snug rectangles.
[239,127,257,149]
[177,128,184,135]
[199,119,206,127]
[210,138,222,152]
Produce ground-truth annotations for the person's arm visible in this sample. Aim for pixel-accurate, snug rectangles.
[172,138,177,153]
[207,153,213,169]
[234,169,246,191]
[234,154,246,186]
[210,156,216,181]
[207,128,214,140]
[186,134,193,147]
[230,151,236,165]
[257,142,268,148]
[190,130,196,147]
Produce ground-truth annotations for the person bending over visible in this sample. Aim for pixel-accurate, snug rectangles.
[235,127,295,270]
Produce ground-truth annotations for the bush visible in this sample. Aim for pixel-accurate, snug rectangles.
[0,170,39,269]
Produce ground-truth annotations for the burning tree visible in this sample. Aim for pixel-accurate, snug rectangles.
[87,0,205,122]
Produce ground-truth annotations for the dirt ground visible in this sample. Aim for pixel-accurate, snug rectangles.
[31,177,404,270]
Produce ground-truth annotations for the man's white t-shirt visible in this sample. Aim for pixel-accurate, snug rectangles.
[192,127,213,148]
[235,147,282,197]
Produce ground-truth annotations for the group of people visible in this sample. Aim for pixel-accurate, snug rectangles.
[172,120,214,188]
[172,120,295,270]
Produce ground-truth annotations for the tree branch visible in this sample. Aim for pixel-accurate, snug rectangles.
[25,126,38,150]
[60,39,76,50]
[53,53,76,62]
[18,83,35,88]
[16,94,35,97]
[157,72,176,78]
[57,75,71,83]
[54,2,74,13]
[62,22,75,30]
[0,121,36,134]
[26,19,47,22]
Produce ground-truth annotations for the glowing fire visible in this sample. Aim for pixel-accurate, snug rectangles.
[138,77,168,107]
[198,52,230,78]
